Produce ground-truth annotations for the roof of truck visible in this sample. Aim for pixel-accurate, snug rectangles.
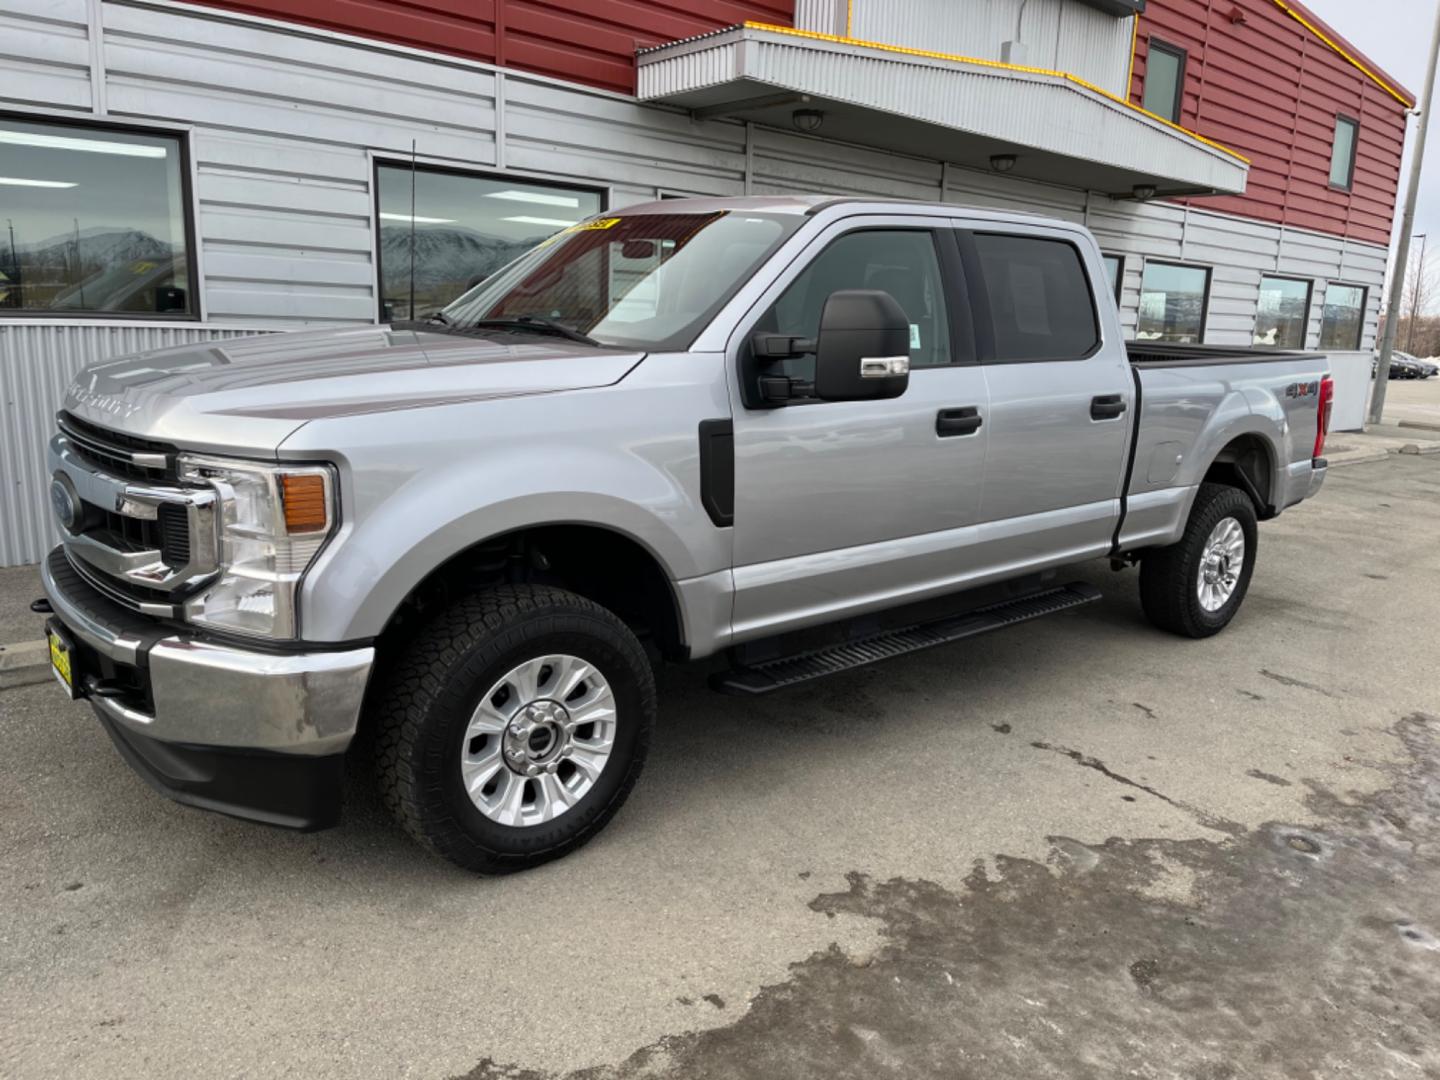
[612,194,1073,227]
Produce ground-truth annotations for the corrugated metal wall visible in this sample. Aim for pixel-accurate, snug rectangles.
[0,0,1390,565]
[1133,0,1410,246]
[794,0,846,36]
[850,0,1134,98]
[0,323,264,566]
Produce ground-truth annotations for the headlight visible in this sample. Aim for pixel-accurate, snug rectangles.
[177,454,336,639]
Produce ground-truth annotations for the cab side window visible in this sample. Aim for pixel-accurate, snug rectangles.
[970,233,1099,361]
[761,230,953,381]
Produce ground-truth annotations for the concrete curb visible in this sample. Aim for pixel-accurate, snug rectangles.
[1326,450,1393,468]
[0,640,52,690]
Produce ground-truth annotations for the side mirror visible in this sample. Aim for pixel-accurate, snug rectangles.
[813,289,911,401]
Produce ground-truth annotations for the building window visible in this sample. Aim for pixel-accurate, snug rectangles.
[1142,40,1186,124]
[375,164,603,321]
[0,117,193,316]
[1319,283,1366,350]
[1329,116,1359,190]
[1102,254,1124,304]
[1137,261,1210,343]
[1254,276,1313,349]
[971,233,1099,361]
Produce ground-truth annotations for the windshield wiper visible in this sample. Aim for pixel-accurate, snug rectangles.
[469,316,601,346]
[426,310,452,326]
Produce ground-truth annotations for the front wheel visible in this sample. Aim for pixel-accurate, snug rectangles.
[1139,483,1258,639]
[370,585,656,873]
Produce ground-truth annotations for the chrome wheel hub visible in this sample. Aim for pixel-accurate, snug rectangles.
[459,654,617,827]
[1197,516,1245,612]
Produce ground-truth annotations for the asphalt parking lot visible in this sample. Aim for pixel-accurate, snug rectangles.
[3,453,1439,1080]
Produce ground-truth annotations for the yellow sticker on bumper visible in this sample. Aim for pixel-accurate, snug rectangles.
[48,630,73,690]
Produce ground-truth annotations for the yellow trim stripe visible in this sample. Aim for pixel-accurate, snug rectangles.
[845,0,853,37]
[741,21,1251,164]
[1126,14,1138,101]
[1267,0,1413,107]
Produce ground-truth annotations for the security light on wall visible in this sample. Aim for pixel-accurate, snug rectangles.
[990,154,1017,173]
[791,109,824,133]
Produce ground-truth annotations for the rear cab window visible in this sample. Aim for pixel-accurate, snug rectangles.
[964,232,1101,362]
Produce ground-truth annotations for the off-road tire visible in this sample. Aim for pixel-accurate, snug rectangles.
[1139,482,1258,639]
[370,585,656,873]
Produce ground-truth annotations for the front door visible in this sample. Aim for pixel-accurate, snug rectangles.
[727,219,990,642]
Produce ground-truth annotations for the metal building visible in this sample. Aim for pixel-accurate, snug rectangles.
[0,0,1414,566]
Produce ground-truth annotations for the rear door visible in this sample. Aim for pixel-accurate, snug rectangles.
[958,227,1134,567]
[726,216,990,642]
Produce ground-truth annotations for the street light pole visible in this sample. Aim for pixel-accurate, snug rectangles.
[1371,0,1440,424]
[1406,232,1428,354]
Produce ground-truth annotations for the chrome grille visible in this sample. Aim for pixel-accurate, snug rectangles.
[65,548,179,617]
[56,412,175,482]
[49,423,218,614]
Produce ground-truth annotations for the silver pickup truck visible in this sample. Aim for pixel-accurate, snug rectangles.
[38,196,1333,872]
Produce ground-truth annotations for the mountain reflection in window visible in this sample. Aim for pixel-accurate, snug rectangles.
[0,119,191,316]
[375,165,603,322]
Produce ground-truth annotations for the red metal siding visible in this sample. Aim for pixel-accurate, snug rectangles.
[1131,0,1410,246]
[185,0,792,95]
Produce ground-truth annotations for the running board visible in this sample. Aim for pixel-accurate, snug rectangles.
[711,582,1102,696]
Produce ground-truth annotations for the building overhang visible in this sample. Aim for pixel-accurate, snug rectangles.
[637,23,1248,200]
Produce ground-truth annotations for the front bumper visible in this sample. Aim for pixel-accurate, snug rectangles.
[41,547,373,829]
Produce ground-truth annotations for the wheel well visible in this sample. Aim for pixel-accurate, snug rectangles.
[1203,435,1275,519]
[374,525,687,664]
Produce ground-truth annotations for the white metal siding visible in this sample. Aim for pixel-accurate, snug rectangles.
[0,0,93,110]
[850,0,1135,98]
[795,0,847,36]
[0,323,264,565]
[0,0,1390,566]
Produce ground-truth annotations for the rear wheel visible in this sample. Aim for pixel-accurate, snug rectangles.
[370,585,655,873]
[1139,483,1258,639]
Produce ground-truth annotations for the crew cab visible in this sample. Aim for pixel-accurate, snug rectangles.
[39,196,1333,872]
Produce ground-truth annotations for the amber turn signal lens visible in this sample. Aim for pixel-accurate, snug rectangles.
[280,473,328,533]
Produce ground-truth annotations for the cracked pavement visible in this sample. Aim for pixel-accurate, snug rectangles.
[2,455,1438,1079]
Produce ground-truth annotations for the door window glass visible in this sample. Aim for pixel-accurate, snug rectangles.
[1138,262,1210,343]
[972,233,1099,361]
[762,230,953,379]
[1254,276,1312,348]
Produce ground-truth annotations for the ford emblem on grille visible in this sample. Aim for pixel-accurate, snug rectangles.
[49,473,80,531]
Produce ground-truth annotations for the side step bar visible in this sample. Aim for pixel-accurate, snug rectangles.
[711,582,1102,696]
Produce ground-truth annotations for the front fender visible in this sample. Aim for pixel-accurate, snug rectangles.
[284,364,733,642]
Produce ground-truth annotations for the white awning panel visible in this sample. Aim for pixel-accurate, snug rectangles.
[638,24,1248,198]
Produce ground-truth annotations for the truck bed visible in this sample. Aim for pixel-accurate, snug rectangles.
[1126,342,1312,368]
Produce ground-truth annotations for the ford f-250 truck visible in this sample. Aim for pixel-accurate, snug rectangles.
[38,196,1333,872]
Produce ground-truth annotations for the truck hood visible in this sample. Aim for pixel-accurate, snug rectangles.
[63,325,646,455]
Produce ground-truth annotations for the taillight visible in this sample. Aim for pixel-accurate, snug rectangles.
[1314,376,1334,460]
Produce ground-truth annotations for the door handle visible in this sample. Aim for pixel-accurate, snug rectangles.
[1090,394,1127,421]
[936,406,983,437]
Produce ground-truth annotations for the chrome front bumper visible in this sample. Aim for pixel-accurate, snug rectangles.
[41,548,373,756]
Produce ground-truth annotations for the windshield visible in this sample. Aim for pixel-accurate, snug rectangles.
[439,211,798,350]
